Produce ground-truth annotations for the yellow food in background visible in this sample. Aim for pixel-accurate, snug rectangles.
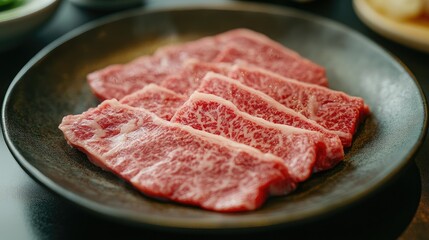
[367,0,427,20]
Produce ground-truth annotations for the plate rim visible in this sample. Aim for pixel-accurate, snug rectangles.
[2,2,428,230]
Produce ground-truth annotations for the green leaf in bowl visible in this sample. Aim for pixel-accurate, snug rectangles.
[0,0,24,11]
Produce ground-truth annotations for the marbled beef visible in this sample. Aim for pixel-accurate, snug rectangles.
[88,29,327,100]
[120,84,186,121]
[59,100,296,212]
[171,92,330,182]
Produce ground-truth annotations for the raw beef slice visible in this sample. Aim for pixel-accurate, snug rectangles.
[227,65,370,146]
[197,73,344,171]
[59,100,296,212]
[120,72,343,172]
[160,60,230,96]
[119,84,187,121]
[213,29,327,86]
[88,28,327,100]
[171,92,330,182]
[87,36,220,101]
[87,55,175,101]
[159,60,368,146]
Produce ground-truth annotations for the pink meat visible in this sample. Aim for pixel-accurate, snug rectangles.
[213,29,327,87]
[59,100,296,212]
[119,84,187,121]
[118,71,343,171]
[87,36,220,101]
[160,60,230,96]
[159,60,368,146]
[88,28,327,100]
[171,92,330,182]
[87,55,177,101]
[227,66,370,146]
[159,61,229,97]
[197,73,344,171]
[153,34,221,63]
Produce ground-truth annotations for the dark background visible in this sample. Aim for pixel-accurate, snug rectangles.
[0,0,428,239]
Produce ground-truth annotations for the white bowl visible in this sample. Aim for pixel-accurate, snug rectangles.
[0,0,60,52]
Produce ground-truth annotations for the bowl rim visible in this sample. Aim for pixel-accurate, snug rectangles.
[0,0,60,23]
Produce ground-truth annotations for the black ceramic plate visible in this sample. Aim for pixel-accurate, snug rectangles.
[2,3,427,230]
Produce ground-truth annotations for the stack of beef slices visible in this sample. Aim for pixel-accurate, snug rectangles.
[59,29,370,212]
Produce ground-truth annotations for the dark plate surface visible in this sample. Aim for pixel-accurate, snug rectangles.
[1,3,427,230]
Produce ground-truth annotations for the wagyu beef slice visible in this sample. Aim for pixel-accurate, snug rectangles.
[88,28,327,100]
[227,66,370,146]
[117,72,344,172]
[159,60,368,147]
[213,29,327,86]
[171,92,330,182]
[59,100,295,212]
[197,73,344,171]
[87,55,174,101]
[160,60,230,96]
[119,84,187,121]
[87,36,220,101]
